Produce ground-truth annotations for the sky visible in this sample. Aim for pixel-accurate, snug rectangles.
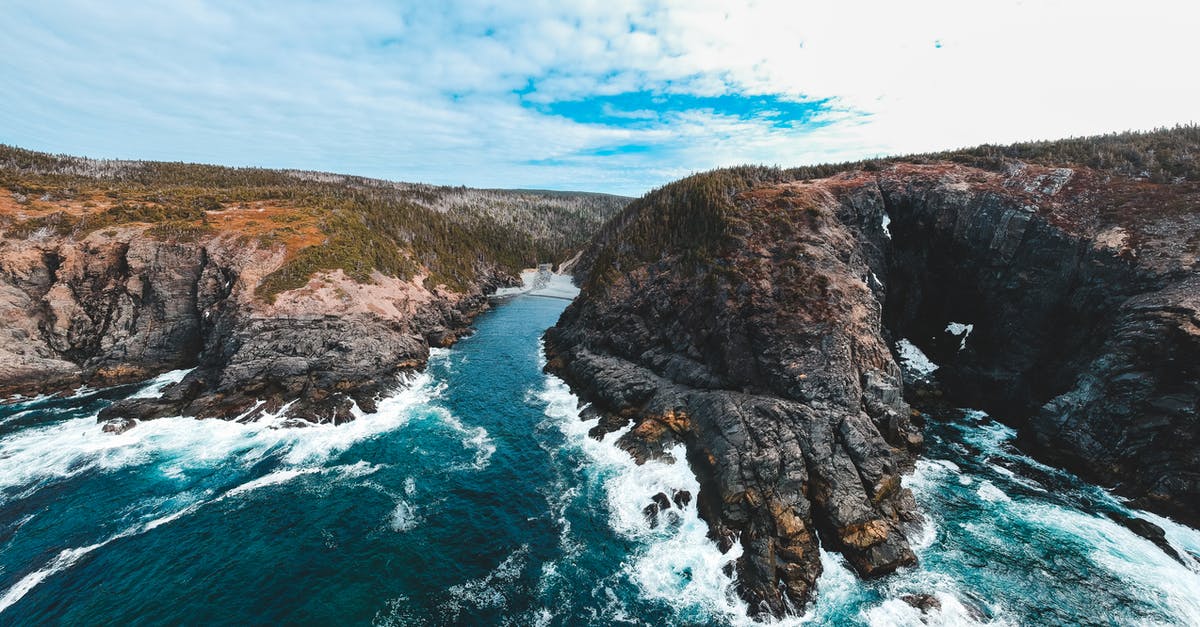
[2,1,1197,196]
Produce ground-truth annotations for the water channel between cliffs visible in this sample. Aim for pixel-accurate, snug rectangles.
[0,287,1197,625]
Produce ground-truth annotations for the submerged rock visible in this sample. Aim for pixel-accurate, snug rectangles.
[1106,512,1185,565]
[900,593,942,613]
[100,417,137,435]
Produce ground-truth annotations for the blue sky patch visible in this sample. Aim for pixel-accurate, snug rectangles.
[522,90,832,130]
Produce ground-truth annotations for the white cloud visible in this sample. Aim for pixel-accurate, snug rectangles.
[0,0,1196,195]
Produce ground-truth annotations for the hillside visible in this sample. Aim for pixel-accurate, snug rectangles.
[0,145,628,298]
[0,146,627,422]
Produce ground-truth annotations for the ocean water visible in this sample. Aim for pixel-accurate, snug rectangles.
[0,293,1197,626]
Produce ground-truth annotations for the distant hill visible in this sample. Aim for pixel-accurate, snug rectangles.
[788,124,1200,183]
[0,145,630,298]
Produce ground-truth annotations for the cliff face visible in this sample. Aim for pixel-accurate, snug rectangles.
[546,175,924,616]
[0,229,505,424]
[870,163,1199,526]
[546,161,1199,615]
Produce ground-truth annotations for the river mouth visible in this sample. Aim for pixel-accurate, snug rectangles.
[0,293,1196,625]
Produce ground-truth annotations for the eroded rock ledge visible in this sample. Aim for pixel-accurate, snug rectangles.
[544,161,1199,616]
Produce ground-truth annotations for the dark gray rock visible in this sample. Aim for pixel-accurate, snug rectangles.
[901,593,941,613]
[545,179,922,617]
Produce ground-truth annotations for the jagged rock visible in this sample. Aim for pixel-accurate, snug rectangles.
[672,489,691,509]
[1106,512,1184,564]
[901,593,942,613]
[867,164,1199,526]
[643,503,660,528]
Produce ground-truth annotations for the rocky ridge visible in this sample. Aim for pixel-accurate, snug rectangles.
[545,159,1199,616]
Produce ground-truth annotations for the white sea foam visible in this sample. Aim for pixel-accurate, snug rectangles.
[0,372,444,613]
[224,468,323,498]
[0,490,214,614]
[0,452,397,615]
[802,550,874,623]
[1020,501,1200,623]
[0,393,52,406]
[372,594,428,627]
[913,411,1200,625]
[866,554,1007,625]
[0,538,114,613]
[976,481,1011,503]
[439,545,530,621]
[944,322,974,351]
[0,408,37,427]
[988,463,1015,478]
[863,593,996,627]
[143,499,209,531]
[0,371,439,503]
[1139,511,1200,572]
[389,500,419,532]
[889,462,1015,626]
[896,339,939,376]
[538,374,761,624]
[127,368,194,399]
[436,411,495,470]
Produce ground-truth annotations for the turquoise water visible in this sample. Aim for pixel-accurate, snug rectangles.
[0,293,1198,625]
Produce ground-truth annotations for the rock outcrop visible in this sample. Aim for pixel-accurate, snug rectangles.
[545,174,924,617]
[546,160,1199,616]
[0,229,507,424]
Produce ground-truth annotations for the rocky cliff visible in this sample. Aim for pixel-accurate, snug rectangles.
[545,168,924,617]
[0,231,505,424]
[873,162,1198,527]
[0,146,627,425]
[545,155,1199,616]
